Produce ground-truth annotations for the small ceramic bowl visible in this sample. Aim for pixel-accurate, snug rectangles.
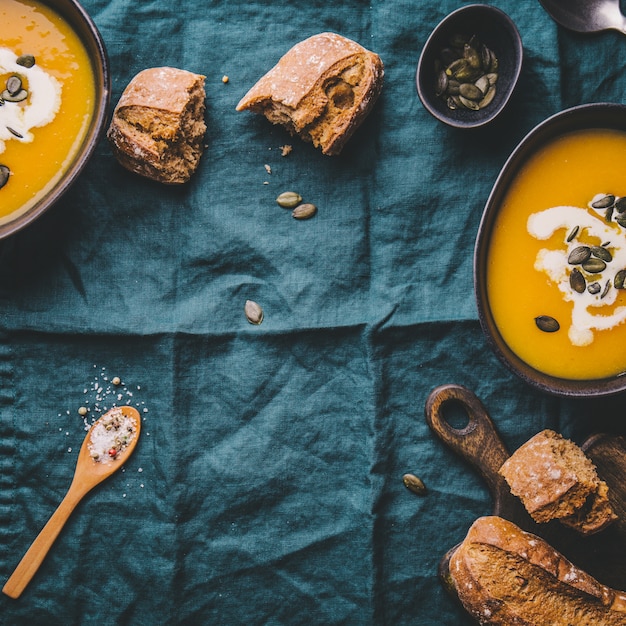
[0,0,110,239]
[416,4,522,129]
[475,103,626,397]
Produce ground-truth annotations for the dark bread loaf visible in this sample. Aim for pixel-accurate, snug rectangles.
[499,429,617,535]
[236,32,383,156]
[107,67,206,184]
[449,516,626,625]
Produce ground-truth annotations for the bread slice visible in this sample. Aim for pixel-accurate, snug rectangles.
[236,32,383,156]
[449,516,626,625]
[499,429,617,534]
[107,67,206,184]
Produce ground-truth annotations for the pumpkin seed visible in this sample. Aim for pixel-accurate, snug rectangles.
[446,79,460,95]
[591,245,612,262]
[1,88,27,102]
[615,269,626,290]
[601,279,611,298]
[568,245,591,265]
[435,70,448,96]
[535,315,560,332]
[276,191,302,209]
[6,75,22,96]
[459,95,480,110]
[6,126,22,138]
[463,43,481,69]
[478,85,496,109]
[244,300,264,325]
[616,197,626,213]
[582,257,606,273]
[588,282,601,295]
[592,194,615,209]
[459,82,483,100]
[569,268,586,293]
[0,164,9,189]
[566,225,579,242]
[606,206,615,222]
[402,473,427,496]
[474,74,490,95]
[485,72,499,85]
[292,202,317,220]
[16,54,35,68]
[616,215,626,229]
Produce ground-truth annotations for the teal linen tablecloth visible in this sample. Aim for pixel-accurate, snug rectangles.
[2,0,626,624]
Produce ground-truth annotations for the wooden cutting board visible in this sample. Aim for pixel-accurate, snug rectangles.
[425,383,626,590]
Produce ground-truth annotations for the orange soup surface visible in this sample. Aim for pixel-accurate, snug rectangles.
[487,128,626,380]
[0,0,95,224]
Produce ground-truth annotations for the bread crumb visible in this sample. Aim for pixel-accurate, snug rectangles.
[222,75,229,83]
[280,144,292,156]
[264,164,272,174]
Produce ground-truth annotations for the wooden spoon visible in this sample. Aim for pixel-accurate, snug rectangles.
[2,405,141,599]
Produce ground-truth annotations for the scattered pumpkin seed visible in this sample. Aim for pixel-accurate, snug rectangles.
[566,225,579,242]
[535,315,560,333]
[569,268,586,293]
[568,245,591,265]
[6,75,22,96]
[588,282,601,295]
[244,299,264,325]
[0,164,9,189]
[16,54,35,68]
[6,126,22,138]
[2,88,27,103]
[616,215,626,229]
[601,279,611,298]
[292,202,317,220]
[591,245,612,262]
[402,473,427,496]
[615,269,626,290]
[614,196,626,213]
[582,257,606,273]
[592,194,615,209]
[276,191,302,208]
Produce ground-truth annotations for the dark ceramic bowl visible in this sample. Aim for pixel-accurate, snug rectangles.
[416,4,522,129]
[0,0,110,239]
[475,103,626,397]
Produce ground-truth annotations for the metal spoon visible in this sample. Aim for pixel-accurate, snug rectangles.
[539,0,626,35]
[2,406,141,599]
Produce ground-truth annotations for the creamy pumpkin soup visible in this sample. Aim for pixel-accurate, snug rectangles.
[0,0,95,224]
[487,128,626,380]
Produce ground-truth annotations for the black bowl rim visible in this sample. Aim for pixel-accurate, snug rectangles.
[0,0,111,240]
[474,102,626,398]
[416,3,523,129]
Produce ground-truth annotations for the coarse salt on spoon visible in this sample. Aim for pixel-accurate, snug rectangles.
[2,405,141,599]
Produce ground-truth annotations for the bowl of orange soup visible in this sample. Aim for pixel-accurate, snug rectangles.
[0,0,109,238]
[476,103,626,397]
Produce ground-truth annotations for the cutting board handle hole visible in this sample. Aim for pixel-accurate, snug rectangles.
[440,399,471,431]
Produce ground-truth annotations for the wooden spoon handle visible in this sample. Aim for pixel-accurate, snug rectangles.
[2,486,84,599]
[425,384,510,495]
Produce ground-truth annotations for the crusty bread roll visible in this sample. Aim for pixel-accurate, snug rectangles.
[499,429,617,535]
[107,67,206,184]
[236,32,383,156]
[449,516,626,625]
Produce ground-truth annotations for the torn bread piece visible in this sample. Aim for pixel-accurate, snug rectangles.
[499,429,617,534]
[449,516,626,625]
[107,67,206,184]
[236,32,383,156]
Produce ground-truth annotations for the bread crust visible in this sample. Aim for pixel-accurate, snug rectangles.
[236,32,383,155]
[449,516,626,625]
[107,67,206,184]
